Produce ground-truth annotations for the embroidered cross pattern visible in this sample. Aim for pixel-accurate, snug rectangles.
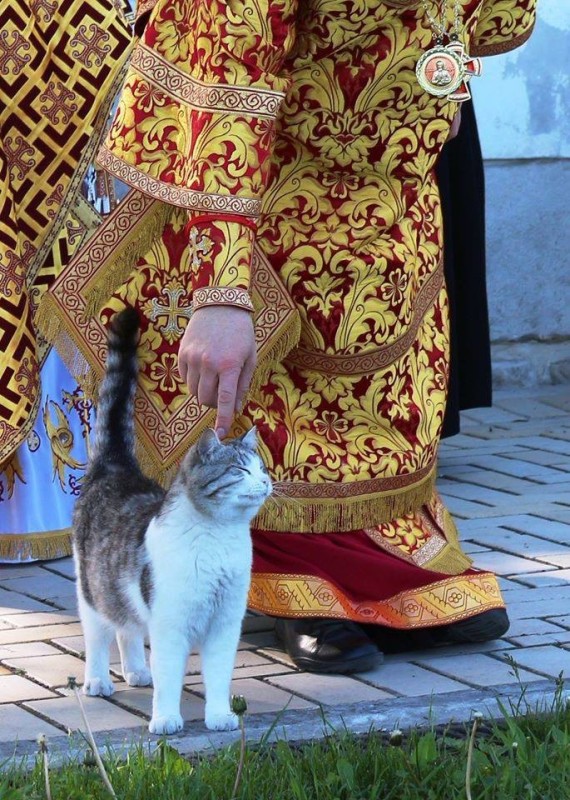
[148,282,193,343]
[39,81,78,126]
[0,30,31,75]
[30,0,58,22]
[5,136,35,181]
[70,24,111,68]
[188,226,212,268]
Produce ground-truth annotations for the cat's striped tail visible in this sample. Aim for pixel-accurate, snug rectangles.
[91,307,140,467]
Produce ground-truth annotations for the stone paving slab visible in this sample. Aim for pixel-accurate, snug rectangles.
[0,385,569,763]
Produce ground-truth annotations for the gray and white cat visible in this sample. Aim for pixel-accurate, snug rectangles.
[72,307,271,735]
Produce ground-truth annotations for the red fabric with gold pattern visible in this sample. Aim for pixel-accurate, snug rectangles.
[41,0,536,627]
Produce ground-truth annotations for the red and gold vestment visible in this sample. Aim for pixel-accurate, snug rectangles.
[41,0,536,624]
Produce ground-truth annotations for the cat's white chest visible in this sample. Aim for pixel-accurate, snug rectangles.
[146,502,252,640]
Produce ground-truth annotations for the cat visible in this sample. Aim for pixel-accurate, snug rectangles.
[72,307,272,735]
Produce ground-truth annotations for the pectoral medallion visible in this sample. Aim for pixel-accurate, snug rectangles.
[416,41,482,102]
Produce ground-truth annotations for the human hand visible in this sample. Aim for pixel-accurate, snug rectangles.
[178,306,256,438]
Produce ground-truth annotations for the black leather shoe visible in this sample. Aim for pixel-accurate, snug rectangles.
[366,608,510,653]
[434,608,510,644]
[274,618,384,674]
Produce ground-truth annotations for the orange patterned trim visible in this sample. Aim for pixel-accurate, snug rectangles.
[287,264,444,375]
[193,286,254,313]
[248,571,505,627]
[97,146,262,215]
[471,24,535,57]
[132,43,286,118]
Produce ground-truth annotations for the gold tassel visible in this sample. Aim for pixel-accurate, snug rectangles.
[254,470,436,533]
[83,200,174,318]
[0,530,72,563]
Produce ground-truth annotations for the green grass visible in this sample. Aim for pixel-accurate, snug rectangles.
[3,692,570,800]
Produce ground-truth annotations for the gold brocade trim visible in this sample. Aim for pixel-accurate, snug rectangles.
[254,464,436,533]
[286,265,444,375]
[39,193,173,324]
[0,530,72,563]
[471,24,535,57]
[364,527,443,568]
[27,61,132,287]
[248,571,505,627]
[132,43,286,117]
[364,495,472,576]
[97,146,262,216]
[38,218,300,482]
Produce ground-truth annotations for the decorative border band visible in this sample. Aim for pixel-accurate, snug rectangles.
[272,460,435,501]
[193,286,254,313]
[248,571,505,627]
[286,264,444,375]
[97,146,262,215]
[253,463,437,533]
[131,43,286,118]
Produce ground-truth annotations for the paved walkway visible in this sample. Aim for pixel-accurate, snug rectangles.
[1,386,570,763]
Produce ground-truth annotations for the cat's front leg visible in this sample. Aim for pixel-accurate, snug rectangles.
[148,624,188,735]
[78,594,115,697]
[117,626,152,687]
[201,612,244,731]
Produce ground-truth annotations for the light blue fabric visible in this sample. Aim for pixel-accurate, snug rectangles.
[0,347,94,562]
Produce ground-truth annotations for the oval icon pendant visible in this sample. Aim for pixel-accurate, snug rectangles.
[416,45,466,97]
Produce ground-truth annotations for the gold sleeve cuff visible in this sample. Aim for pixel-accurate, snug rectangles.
[192,286,254,312]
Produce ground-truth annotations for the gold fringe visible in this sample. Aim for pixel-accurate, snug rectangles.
[250,308,301,396]
[36,200,175,403]
[423,545,472,576]
[0,530,72,563]
[254,470,436,533]
[418,501,473,575]
[83,200,174,318]
[36,293,97,399]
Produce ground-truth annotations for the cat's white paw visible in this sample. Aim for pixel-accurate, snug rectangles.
[124,668,152,687]
[82,677,115,697]
[149,714,184,735]
[205,712,239,731]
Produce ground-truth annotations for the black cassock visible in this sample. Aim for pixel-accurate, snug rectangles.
[437,99,492,438]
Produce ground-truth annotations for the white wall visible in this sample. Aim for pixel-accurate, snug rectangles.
[474,1,570,159]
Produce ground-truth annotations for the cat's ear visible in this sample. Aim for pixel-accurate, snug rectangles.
[195,428,221,458]
[239,427,258,451]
